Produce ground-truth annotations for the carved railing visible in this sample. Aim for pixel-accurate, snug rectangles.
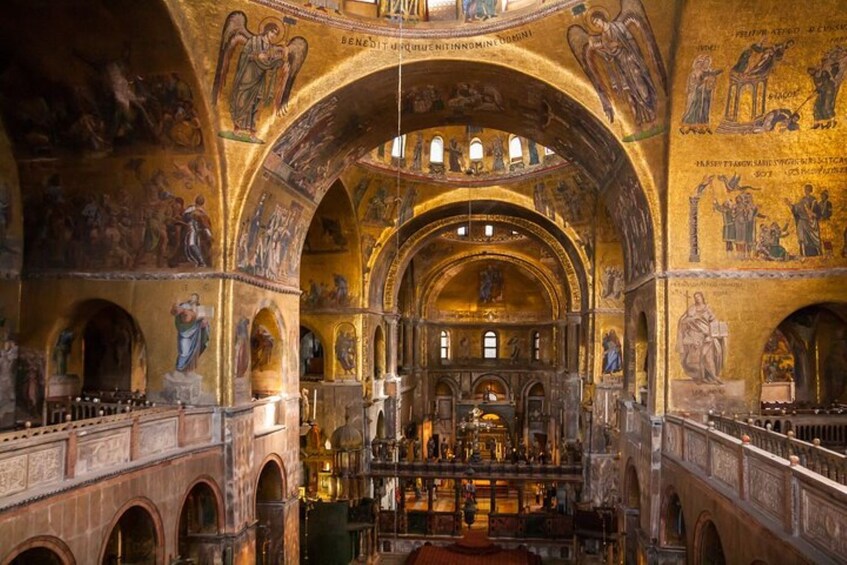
[663,415,847,561]
[369,459,583,481]
[488,512,573,539]
[0,406,218,507]
[708,414,846,485]
[720,411,847,447]
[46,396,153,425]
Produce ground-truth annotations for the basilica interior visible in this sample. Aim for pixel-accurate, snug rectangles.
[0,0,845,564]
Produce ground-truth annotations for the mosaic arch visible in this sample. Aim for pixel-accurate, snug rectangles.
[373,206,590,313]
[239,60,658,286]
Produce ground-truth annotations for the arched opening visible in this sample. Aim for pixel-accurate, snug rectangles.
[81,305,137,394]
[256,460,286,565]
[430,136,444,165]
[482,330,499,359]
[661,490,686,548]
[300,326,324,379]
[9,548,65,565]
[508,134,523,168]
[177,481,221,563]
[623,463,641,564]
[250,308,283,398]
[4,536,76,565]
[761,304,847,406]
[42,300,147,424]
[525,382,546,451]
[373,325,385,379]
[439,329,450,361]
[634,312,649,403]
[102,505,159,565]
[376,410,386,439]
[474,376,508,402]
[696,518,726,565]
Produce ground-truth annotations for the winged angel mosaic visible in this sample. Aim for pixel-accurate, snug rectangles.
[567,0,667,128]
[212,11,309,144]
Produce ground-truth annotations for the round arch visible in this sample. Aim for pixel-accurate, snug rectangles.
[2,536,75,565]
[754,302,847,406]
[99,498,165,565]
[377,210,586,314]
[299,323,327,380]
[420,253,560,320]
[693,512,726,565]
[472,373,512,402]
[249,306,285,398]
[44,299,147,403]
[624,461,641,510]
[255,456,288,565]
[660,486,686,548]
[176,478,224,563]
[237,60,658,290]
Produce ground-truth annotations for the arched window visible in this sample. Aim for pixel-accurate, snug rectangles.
[483,331,498,359]
[469,138,484,161]
[484,224,494,237]
[508,135,523,162]
[440,330,450,360]
[430,136,444,164]
[391,135,406,158]
[532,331,541,361]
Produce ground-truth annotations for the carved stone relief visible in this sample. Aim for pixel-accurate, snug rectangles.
[685,430,707,471]
[76,429,131,476]
[138,419,178,457]
[710,443,739,491]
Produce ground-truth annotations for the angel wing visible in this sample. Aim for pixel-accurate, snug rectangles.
[212,11,251,104]
[619,0,668,94]
[274,37,309,114]
[567,25,615,122]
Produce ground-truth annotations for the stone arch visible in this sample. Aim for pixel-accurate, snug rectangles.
[255,457,287,565]
[420,253,561,321]
[660,486,686,548]
[249,306,285,398]
[473,373,512,402]
[47,299,147,396]
[755,302,847,406]
[2,536,75,565]
[372,324,386,380]
[693,512,726,565]
[377,210,585,314]
[299,323,327,380]
[624,461,641,510]
[99,498,165,565]
[239,60,658,290]
[176,477,224,562]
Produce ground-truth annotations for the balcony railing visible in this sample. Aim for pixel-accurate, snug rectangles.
[661,413,847,562]
[0,405,219,508]
[708,414,846,485]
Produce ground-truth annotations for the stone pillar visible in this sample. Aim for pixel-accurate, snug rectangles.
[489,479,496,515]
[517,482,525,514]
[563,373,582,442]
[556,320,568,368]
[399,481,406,511]
[566,314,581,374]
[385,315,399,378]
[427,479,434,512]
[412,319,423,369]
[454,480,462,512]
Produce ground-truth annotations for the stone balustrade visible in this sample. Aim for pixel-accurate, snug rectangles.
[717,410,847,448]
[708,414,847,485]
[369,459,583,481]
[663,414,847,561]
[0,405,219,509]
